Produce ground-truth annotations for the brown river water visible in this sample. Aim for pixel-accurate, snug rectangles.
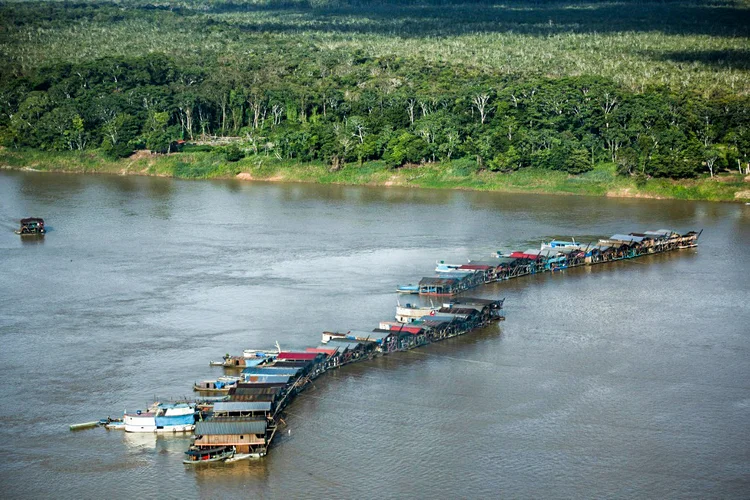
[1,170,749,498]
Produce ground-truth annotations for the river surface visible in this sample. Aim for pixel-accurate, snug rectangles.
[0,170,749,499]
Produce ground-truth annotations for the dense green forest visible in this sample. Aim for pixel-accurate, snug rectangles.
[1,0,749,193]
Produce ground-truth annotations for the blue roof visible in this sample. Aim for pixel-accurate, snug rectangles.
[241,374,292,384]
[244,358,267,367]
[425,315,459,322]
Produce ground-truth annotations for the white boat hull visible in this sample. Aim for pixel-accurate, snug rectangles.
[124,421,195,433]
[123,403,196,433]
[395,305,438,323]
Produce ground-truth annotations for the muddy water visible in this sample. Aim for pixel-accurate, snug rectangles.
[1,170,749,498]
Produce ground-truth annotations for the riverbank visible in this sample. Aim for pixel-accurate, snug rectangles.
[2,148,748,202]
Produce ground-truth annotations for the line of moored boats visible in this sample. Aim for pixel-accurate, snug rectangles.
[398,228,701,295]
[73,227,698,465]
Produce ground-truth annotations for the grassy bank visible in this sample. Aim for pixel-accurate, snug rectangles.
[2,148,748,202]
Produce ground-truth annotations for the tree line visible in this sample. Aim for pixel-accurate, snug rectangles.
[1,52,748,178]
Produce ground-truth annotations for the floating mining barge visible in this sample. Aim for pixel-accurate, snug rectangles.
[92,228,699,463]
[416,229,701,295]
[186,296,506,461]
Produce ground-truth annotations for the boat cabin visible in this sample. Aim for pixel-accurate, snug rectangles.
[16,218,45,235]
[193,418,269,456]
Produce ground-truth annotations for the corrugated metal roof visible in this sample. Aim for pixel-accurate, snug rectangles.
[419,277,459,285]
[231,382,287,391]
[494,257,519,264]
[385,325,423,334]
[418,319,450,328]
[229,394,275,402]
[438,307,478,315]
[305,348,337,356]
[271,360,312,368]
[322,341,363,351]
[195,419,266,436]
[466,260,501,267]
[213,402,272,412]
[230,386,282,395]
[459,264,492,271]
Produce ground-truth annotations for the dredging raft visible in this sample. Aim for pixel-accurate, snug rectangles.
[77,227,698,464]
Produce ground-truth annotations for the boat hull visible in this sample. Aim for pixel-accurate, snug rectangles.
[395,305,438,323]
[193,385,231,393]
[124,422,195,433]
[123,405,196,433]
[183,451,234,464]
[225,452,264,462]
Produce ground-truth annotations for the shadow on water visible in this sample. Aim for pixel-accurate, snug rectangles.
[17,171,84,202]
[273,182,458,206]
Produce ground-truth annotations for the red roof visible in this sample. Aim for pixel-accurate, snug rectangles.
[305,348,337,356]
[509,252,539,260]
[277,352,320,361]
[388,325,423,335]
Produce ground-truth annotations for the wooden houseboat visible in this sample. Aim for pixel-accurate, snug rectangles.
[190,418,271,459]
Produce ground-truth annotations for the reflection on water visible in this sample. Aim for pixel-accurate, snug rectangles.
[0,170,748,498]
[19,234,45,245]
[122,431,159,450]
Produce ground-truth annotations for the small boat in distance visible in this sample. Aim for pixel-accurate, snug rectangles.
[396,284,419,294]
[15,217,45,235]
